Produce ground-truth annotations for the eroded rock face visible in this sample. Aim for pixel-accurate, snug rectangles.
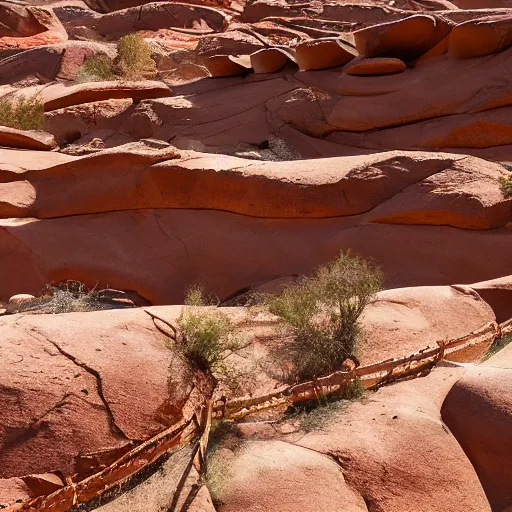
[442,345,512,511]
[0,308,193,493]
[0,145,510,303]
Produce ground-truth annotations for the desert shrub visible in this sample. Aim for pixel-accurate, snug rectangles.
[0,95,44,130]
[482,333,512,361]
[177,307,242,373]
[265,251,382,381]
[183,283,219,306]
[77,54,115,83]
[499,175,512,198]
[115,33,157,80]
[8,281,133,315]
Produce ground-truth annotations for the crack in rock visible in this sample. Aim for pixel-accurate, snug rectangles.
[26,327,132,441]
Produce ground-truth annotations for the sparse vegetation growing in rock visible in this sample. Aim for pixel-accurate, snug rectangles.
[287,379,365,432]
[77,35,156,83]
[0,95,44,130]
[265,251,382,381]
[7,281,134,314]
[499,174,512,198]
[184,283,219,306]
[77,54,115,83]
[115,34,157,80]
[178,284,244,373]
[204,420,241,505]
[178,310,236,373]
[482,333,512,361]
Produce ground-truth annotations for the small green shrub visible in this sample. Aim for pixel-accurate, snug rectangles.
[265,251,382,381]
[0,95,44,130]
[499,175,512,198]
[77,54,115,83]
[115,33,157,80]
[177,307,241,373]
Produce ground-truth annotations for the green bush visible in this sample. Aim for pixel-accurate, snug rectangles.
[265,251,382,381]
[499,175,512,198]
[77,54,115,83]
[115,33,157,80]
[177,308,239,373]
[0,95,44,130]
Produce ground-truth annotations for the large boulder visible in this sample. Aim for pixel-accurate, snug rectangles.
[213,441,368,512]
[0,46,64,85]
[441,344,512,511]
[0,307,195,501]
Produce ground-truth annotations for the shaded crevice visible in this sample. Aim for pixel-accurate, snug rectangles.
[26,327,132,441]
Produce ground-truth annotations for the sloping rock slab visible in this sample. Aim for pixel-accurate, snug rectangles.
[2,149,507,223]
[449,15,512,59]
[0,127,57,151]
[469,275,512,322]
[15,81,171,112]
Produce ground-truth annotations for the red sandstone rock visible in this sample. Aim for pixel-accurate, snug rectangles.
[15,81,171,112]
[442,345,512,511]
[215,441,368,512]
[297,368,492,512]
[93,2,228,37]
[343,57,406,75]
[295,38,356,71]
[0,127,57,151]
[0,308,194,488]
[201,54,251,77]
[361,285,495,363]
[449,16,512,59]
[0,46,64,85]
[1,147,506,224]
[250,47,293,74]
[367,157,512,229]
[470,275,512,322]
[0,209,512,305]
[353,15,452,61]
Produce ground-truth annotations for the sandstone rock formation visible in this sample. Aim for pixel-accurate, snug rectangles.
[0,307,194,503]
[2,0,512,510]
[442,344,512,511]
